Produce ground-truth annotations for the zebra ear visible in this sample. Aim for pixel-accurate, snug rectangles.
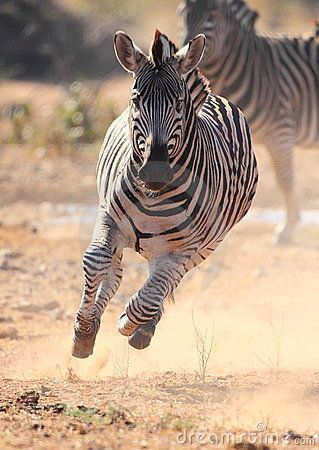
[114,31,147,74]
[175,34,206,75]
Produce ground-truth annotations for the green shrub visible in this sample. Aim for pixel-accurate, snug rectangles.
[2,81,118,155]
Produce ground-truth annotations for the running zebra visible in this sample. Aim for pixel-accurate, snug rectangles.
[72,30,258,357]
[181,0,319,243]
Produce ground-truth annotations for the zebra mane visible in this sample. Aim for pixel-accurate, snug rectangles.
[150,30,211,113]
[228,0,259,30]
[184,68,211,113]
[184,0,259,31]
[151,29,177,68]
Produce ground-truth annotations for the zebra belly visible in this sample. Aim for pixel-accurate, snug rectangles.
[107,197,192,258]
[106,187,245,262]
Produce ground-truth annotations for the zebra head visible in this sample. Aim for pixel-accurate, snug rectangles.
[114,30,206,192]
[180,0,258,63]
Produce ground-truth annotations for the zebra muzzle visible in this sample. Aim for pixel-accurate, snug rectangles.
[138,160,173,191]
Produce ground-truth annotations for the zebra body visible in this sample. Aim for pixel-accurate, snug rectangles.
[181,0,319,243]
[72,30,258,357]
[98,95,255,261]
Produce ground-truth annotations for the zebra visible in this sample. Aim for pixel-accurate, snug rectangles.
[180,0,319,244]
[72,30,258,357]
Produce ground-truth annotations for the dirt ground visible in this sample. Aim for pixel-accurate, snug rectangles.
[0,76,319,449]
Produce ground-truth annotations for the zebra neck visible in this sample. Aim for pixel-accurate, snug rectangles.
[184,68,211,113]
[203,24,260,97]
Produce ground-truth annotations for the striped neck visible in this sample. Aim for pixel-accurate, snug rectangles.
[184,67,211,113]
[202,21,258,95]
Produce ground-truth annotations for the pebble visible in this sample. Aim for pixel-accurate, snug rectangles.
[0,326,19,340]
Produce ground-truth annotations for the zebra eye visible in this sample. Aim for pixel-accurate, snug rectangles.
[176,99,183,113]
[131,97,140,110]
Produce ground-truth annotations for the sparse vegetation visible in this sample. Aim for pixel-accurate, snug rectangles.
[249,314,287,383]
[158,412,198,431]
[66,366,81,383]
[65,403,134,426]
[1,81,118,155]
[114,342,138,394]
[3,103,34,144]
[192,311,214,385]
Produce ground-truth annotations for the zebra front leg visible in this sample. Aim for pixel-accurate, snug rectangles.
[117,253,188,349]
[72,212,123,358]
[127,309,162,350]
[266,141,300,244]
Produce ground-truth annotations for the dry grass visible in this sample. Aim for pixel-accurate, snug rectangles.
[192,311,214,385]
[249,315,287,383]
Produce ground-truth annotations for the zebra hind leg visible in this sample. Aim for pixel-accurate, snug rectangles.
[266,140,300,245]
[117,253,188,349]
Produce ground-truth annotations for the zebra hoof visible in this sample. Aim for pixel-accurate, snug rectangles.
[274,225,294,246]
[72,336,95,359]
[117,312,139,337]
[128,322,155,350]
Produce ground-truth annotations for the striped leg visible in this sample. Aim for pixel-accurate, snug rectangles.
[72,211,123,358]
[267,145,300,244]
[266,125,300,244]
[117,253,189,349]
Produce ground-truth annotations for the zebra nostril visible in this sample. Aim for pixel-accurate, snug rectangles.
[138,166,148,182]
[139,163,173,184]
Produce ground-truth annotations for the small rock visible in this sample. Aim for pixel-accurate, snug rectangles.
[0,254,8,270]
[0,316,13,323]
[40,386,52,395]
[0,249,22,270]
[0,327,19,340]
[64,310,74,320]
[15,303,41,313]
[30,225,38,234]
[0,249,21,260]
[48,308,65,320]
[37,263,47,274]
[16,390,40,406]
[42,300,60,311]
[47,403,66,414]
[32,423,45,430]
[22,314,34,320]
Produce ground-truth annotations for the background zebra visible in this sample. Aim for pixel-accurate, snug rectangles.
[72,29,258,357]
[180,0,319,244]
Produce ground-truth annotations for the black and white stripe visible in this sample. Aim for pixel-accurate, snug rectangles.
[181,0,319,243]
[72,30,258,356]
